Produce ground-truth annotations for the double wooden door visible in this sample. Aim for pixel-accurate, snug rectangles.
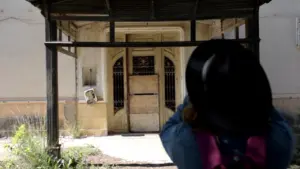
[128,56,160,132]
[109,33,178,133]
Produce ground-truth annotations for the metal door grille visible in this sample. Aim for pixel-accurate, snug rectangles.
[113,57,124,113]
[132,56,155,75]
[164,57,176,111]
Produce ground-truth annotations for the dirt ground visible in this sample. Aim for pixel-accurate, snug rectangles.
[60,135,172,164]
[87,153,177,169]
[0,135,177,169]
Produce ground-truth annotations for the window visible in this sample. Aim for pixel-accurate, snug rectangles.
[82,67,97,86]
[132,56,155,75]
[164,57,176,111]
[113,57,125,113]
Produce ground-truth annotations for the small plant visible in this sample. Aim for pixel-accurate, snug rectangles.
[70,124,83,139]
[2,124,102,169]
[65,122,83,139]
[63,144,101,157]
[3,124,50,169]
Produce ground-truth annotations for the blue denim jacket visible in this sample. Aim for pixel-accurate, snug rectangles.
[160,96,295,169]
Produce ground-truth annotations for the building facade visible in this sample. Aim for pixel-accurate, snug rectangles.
[1,0,298,136]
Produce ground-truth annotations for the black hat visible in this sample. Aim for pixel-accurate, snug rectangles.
[185,40,273,136]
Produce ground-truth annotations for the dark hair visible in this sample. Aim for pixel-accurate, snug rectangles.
[186,40,273,135]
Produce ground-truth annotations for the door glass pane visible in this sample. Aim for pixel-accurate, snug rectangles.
[132,56,155,75]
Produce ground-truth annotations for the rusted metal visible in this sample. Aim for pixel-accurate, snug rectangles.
[29,0,272,21]
[44,0,60,158]
[221,19,225,39]
[113,57,125,113]
[190,20,196,42]
[245,9,260,60]
[105,0,111,15]
[45,15,60,159]
[235,19,240,39]
[45,39,256,48]
[150,0,155,19]
[125,35,131,132]
[252,8,260,59]
[50,12,252,22]
[110,21,115,42]
[164,57,176,111]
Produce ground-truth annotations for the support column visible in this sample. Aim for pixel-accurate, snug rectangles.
[235,19,240,40]
[45,18,60,157]
[246,8,260,60]
[190,20,196,42]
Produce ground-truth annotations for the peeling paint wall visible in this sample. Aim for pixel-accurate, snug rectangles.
[0,0,76,100]
[76,23,106,101]
[0,0,79,136]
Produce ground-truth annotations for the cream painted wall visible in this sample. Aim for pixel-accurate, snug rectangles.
[76,23,105,101]
[0,0,76,100]
[76,22,211,101]
[181,23,211,96]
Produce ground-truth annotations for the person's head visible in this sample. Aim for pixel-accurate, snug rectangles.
[185,40,273,136]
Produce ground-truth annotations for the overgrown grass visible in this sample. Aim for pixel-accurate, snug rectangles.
[64,122,83,139]
[0,120,107,169]
[63,144,101,157]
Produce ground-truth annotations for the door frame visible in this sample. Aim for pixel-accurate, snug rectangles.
[103,26,185,101]
[105,27,185,133]
[127,34,161,132]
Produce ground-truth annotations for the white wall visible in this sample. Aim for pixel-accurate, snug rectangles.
[224,0,300,98]
[260,0,300,98]
[0,0,76,100]
[260,17,300,97]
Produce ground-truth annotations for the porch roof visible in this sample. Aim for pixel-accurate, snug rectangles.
[27,0,271,21]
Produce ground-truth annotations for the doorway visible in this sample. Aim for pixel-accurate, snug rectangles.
[128,55,160,132]
[108,32,180,133]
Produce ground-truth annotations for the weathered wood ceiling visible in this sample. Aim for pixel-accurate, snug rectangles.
[27,0,272,21]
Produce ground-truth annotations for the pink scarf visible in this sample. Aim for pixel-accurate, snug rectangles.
[195,131,266,169]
